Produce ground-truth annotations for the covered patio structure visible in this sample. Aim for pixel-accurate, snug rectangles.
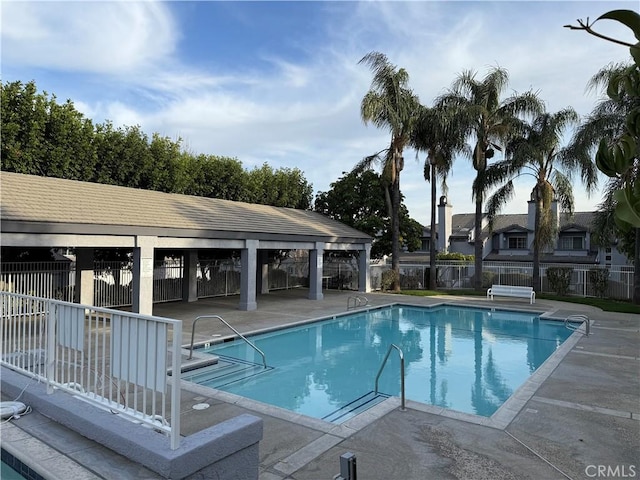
[1,172,372,314]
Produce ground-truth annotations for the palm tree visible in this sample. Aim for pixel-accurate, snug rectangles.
[411,104,469,289]
[356,52,420,292]
[483,108,598,291]
[437,67,543,291]
[568,63,640,304]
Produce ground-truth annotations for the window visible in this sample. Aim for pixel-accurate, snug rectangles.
[508,236,527,249]
[559,236,584,250]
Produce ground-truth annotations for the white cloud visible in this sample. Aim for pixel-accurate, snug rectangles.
[3,1,636,227]
[1,2,177,74]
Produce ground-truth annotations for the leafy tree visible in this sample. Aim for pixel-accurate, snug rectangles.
[437,67,544,291]
[565,9,640,303]
[1,80,315,210]
[411,104,469,289]
[484,108,597,291]
[1,80,96,179]
[246,163,313,209]
[356,52,420,291]
[182,154,248,199]
[144,133,183,192]
[94,124,154,188]
[315,170,421,259]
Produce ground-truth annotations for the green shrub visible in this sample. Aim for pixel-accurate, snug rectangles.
[588,268,609,298]
[547,267,573,296]
[436,252,474,261]
[471,271,496,289]
[482,271,497,288]
[400,271,423,289]
[381,269,399,291]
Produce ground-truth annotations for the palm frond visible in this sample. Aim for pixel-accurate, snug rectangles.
[485,181,515,230]
[353,148,388,175]
[552,170,574,214]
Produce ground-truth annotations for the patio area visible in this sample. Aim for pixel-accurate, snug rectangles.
[2,289,639,479]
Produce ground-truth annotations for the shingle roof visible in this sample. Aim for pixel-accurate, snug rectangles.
[0,172,371,242]
[483,252,599,264]
[424,211,597,241]
[489,214,529,233]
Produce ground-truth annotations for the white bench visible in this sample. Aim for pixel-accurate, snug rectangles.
[487,285,535,304]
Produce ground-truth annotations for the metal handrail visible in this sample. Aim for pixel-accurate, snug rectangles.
[374,343,405,411]
[565,314,590,337]
[347,295,369,310]
[188,315,267,367]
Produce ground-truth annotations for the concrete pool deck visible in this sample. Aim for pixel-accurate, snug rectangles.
[1,289,639,479]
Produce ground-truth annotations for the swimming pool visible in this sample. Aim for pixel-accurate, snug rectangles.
[1,449,43,480]
[185,304,573,422]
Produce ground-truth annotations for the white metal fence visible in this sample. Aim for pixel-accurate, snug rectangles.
[153,260,183,303]
[0,291,182,449]
[322,260,359,290]
[94,261,133,307]
[2,259,635,303]
[268,260,309,290]
[371,261,635,300]
[0,262,75,302]
[197,260,241,298]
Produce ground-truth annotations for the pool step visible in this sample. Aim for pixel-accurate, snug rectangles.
[322,391,390,423]
[181,355,272,388]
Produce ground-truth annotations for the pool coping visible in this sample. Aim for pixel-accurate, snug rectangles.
[182,301,585,435]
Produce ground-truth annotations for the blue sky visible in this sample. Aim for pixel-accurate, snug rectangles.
[1,1,636,225]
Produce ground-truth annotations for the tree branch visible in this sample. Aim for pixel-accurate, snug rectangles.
[564,18,635,48]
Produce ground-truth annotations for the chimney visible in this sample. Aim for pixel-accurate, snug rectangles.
[551,199,559,230]
[437,196,452,253]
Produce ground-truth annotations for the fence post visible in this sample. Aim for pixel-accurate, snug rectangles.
[46,300,56,394]
[423,265,427,290]
[170,324,182,450]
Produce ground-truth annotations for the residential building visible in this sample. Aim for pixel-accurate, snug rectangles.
[414,196,629,266]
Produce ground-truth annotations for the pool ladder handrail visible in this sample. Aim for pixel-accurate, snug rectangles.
[188,315,267,368]
[565,314,590,337]
[374,343,406,411]
[347,295,369,310]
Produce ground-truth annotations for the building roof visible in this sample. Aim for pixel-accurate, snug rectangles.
[483,252,599,264]
[0,172,371,243]
[423,212,596,240]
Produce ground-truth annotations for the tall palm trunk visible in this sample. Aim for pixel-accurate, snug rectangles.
[391,176,401,292]
[532,192,542,292]
[429,161,437,289]
[634,227,640,305]
[391,151,402,292]
[473,195,483,291]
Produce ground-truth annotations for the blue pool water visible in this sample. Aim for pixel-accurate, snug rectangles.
[1,449,41,480]
[187,305,572,422]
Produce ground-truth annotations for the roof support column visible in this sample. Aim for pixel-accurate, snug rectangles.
[358,244,371,293]
[182,250,198,302]
[74,248,94,306]
[132,236,156,315]
[259,250,270,294]
[308,242,324,300]
[239,240,258,311]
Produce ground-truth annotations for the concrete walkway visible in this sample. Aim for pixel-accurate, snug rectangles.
[2,289,639,480]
